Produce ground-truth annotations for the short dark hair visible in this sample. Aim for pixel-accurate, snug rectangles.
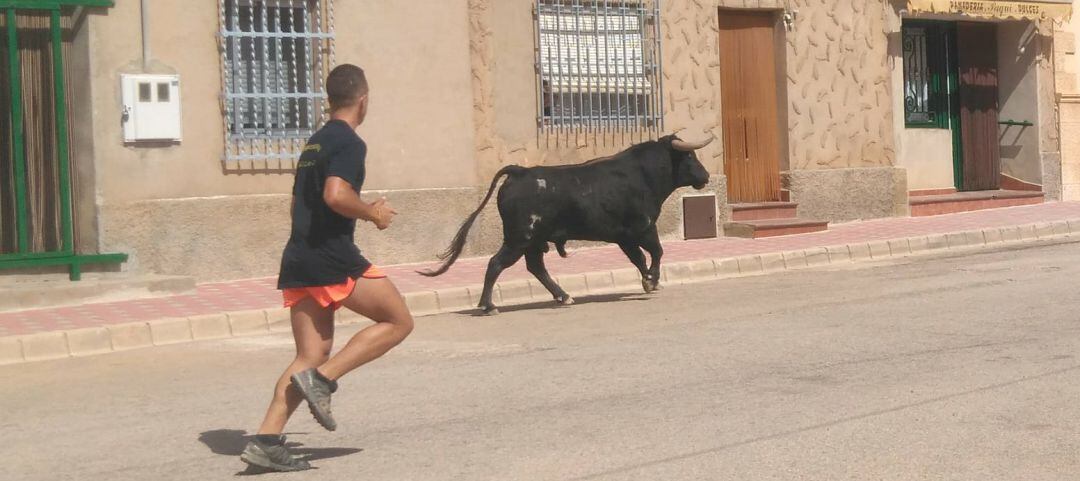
[326,64,368,111]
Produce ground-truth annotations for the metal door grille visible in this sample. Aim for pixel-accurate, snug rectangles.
[218,0,334,164]
[534,0,663,136]
[902,21,950,129]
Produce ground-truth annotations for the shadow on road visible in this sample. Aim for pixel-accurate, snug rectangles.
[198,429,363,475]
[199,429,250,456]
[465,291,655,316]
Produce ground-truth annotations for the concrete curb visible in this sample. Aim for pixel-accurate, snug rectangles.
[2,219,1078,365]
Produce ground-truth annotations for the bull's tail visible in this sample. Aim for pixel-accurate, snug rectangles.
[417,165,526,277]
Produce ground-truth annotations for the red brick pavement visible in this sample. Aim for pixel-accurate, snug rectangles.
[3,201,1080,337]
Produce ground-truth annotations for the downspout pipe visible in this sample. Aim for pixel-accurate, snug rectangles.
[140,0,150,71]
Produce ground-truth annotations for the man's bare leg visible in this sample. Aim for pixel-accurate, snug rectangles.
[256,298,335,435]
[240,299,334,472]
[318,276,414,380]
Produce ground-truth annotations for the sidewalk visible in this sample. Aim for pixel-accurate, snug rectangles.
[3,201,1080,363]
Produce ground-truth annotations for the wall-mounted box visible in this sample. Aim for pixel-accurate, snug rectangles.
[121,74,182,142]
[682,194,718,240]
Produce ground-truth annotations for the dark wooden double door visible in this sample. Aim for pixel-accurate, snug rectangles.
[955,22,1001,191]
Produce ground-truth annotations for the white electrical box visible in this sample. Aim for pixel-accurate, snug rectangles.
[121,74,182,142]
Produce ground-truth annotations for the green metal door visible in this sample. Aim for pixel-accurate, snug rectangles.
[1,0,123,280]
[945,23,964,191]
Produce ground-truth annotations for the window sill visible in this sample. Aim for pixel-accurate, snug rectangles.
[905,123,949,130]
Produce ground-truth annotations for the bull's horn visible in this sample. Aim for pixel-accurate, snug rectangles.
[671,136,715,151]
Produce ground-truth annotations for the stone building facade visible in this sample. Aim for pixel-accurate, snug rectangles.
[1056,0,1080,200]
[0,0,1071,282]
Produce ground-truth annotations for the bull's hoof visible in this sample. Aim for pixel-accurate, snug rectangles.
[479,305,500,316]
[556,295,575,306]
[641,279,657,294]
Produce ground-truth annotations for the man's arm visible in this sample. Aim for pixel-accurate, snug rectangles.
[323,176,396,228]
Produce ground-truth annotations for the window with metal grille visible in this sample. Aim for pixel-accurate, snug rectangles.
[535,0,663,134]
[218,0,335,163]
[902,21,950,129]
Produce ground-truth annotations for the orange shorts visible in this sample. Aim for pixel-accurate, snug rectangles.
[282,265,387,311]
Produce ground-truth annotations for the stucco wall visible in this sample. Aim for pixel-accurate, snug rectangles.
[998,21,1043,185]
[85,0,734,280]
[83,0,480,279]
[333,0,478,191]
[1061,100,1080,199]
[69,12,99,254]
[467,0,727,241]
[87,1,285,204]
[100,187,503,281]
[1059,3,1080,95]
[778,0,904,219]
[1057,3,1080,199]
[76,0,933,281]
[469,0,723,176]
[901,129,954,190]
[784,0,897,170]
[1036,19,1063,200]
[85,0,477,203]
[470,0,900,223]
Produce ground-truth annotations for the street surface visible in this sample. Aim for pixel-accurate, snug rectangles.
[4,240,1080,480]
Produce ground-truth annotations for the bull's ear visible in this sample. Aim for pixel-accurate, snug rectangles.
[658,134,677,145]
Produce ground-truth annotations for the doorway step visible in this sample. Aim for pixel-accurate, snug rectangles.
[909,189,1044,217]
[724,202,829,238]
[0,273,196,313]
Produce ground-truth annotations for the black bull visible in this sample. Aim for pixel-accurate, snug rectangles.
[420,135,714,314]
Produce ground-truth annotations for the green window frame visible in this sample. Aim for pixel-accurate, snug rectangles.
[902,21,950,129]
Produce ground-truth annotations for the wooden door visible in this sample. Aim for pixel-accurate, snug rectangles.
[718,10,782,203]
[956,22,1000,191]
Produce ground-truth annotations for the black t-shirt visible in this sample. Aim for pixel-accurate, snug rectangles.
[277,120,372,289]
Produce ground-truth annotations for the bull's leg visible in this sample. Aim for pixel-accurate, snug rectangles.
[525,247,573,306]
[618,242,653,293]
[640,228,663,292]
[479,244,525,315]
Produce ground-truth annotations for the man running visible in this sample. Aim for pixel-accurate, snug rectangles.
[240,64,415,472]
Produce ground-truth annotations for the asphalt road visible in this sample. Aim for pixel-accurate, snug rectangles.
[4,240,1080,480]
